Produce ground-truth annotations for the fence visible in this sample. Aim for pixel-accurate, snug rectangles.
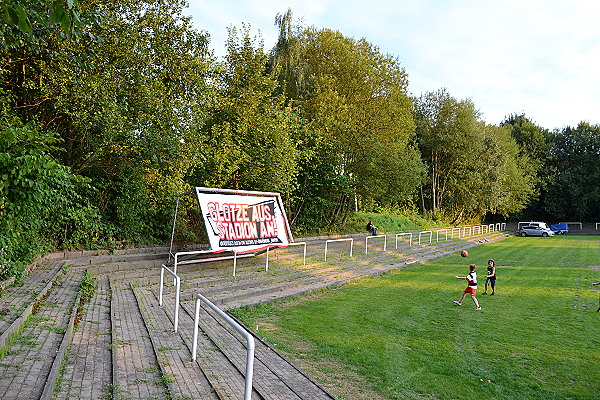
[365,235,387,254]
[451,227,461,239]
[159,264,181,332]
[463,226,472,237]
[192,293,255,400]
[324,238,353,261]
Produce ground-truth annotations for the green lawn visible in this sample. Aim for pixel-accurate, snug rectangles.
[231,235,600,399]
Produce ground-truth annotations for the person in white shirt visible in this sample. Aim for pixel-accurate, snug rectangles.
[453,264,481,310]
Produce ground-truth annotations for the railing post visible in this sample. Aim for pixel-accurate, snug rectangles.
[233,251,237,277]
[174,276,180,332]
[303,243,306,265]
[265,246,269,272]
[194,293,255,400]
[159,267,165,306]
[192,298,200,361]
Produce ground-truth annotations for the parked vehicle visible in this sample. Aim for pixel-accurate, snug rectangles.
[550,224,569,235]
[518,222,555,237]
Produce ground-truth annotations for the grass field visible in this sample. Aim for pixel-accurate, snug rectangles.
[231,235,600,400]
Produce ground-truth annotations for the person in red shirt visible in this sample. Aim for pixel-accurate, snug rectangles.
[454,264,481,310]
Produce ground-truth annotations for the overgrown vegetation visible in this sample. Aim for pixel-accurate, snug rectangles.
[230,235,600,399]
[1,2,598,279]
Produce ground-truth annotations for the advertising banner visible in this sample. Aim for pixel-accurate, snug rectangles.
[195,187,293,253]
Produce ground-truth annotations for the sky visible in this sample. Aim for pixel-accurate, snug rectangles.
[185,0,600,130]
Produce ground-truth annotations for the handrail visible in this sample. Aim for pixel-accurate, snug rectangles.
[192,293,255,400]
[159,264,180,332]
[463,226,472,237]
[365,235,387,254]
[436,229,448,242]
[265,242,307,271]
[324,238,353,261]
[418,231,432,245]
[173,249,251,278]
[451,227,461,239]
[395,233,412,248]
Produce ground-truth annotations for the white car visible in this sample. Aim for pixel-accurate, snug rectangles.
[518,222,555,237]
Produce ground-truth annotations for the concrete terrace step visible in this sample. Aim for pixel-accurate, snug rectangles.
[0,269,82,400]
[54,275,113,400]
[0,260,65,346]
[110,281,168,399]
[133,286,221,399]
[159,291,336,399]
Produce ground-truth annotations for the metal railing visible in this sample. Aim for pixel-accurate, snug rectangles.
[395,233,413,249]
[463,226,472,237]
[172,249,254,278]
[436,229,448,242]
[473,225,481,235]
[451,227,461,239]
[418,231,432,245]
[365,235,387,254]
[159,264,181,332]
[265,242,307,271]
[192,293,255,400]
[324,238,353,261]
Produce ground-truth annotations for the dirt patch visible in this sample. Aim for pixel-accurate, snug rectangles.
[288,356,388,400]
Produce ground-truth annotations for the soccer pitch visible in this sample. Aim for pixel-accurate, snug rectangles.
[231,235,600,399]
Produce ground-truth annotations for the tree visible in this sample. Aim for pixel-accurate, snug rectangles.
[544,123,600,220]
[0,0,214,242]
[414,89,535,222]
[192,25,299,196]
[501,114,551,219]
[271,19,423,223]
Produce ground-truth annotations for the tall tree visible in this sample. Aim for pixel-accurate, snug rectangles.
[414,89,535,222]
[192,25,299,196]
[544,122,600,220]
[271,20,423,222]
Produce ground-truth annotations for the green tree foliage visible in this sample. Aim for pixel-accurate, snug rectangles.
[0,0,96,49]
[500,114,551,219]
[271,15,424,225]
[414,89,535,222]
[0,96,101,278]
[192,25,299,196]
[544,122,600,220]
[1,0,213,243]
